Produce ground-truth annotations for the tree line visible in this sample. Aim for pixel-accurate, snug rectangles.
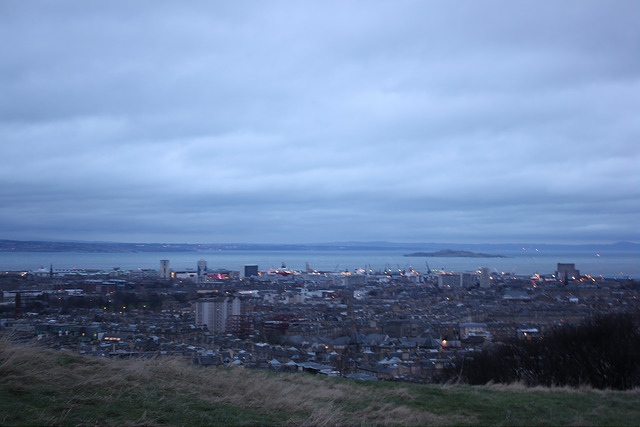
[453,312,640,390]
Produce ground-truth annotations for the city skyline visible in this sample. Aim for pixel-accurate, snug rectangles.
[1,1,638,245]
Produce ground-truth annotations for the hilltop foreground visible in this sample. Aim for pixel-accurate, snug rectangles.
[1,340,639,426]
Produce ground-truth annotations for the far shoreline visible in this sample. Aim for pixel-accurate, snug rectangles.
[404,249,508,258]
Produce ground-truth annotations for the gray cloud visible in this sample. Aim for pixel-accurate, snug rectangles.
[0,0,638,244]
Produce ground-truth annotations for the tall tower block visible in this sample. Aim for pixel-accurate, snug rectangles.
[197,259,207,284]
[480,268,491,288]
[160,259,170,279]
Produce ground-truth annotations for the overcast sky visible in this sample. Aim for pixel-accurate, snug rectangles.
[0,1,638,245]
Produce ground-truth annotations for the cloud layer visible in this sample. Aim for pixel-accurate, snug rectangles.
[1,1,638,244]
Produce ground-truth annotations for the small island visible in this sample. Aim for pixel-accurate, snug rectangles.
[404,249,507,258]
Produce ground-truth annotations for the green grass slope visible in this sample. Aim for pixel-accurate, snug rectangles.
[1,339,639,426]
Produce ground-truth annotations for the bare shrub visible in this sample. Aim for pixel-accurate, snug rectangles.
[456,312,640,390]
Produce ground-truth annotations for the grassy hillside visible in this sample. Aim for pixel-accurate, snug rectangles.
[1,340,639,426]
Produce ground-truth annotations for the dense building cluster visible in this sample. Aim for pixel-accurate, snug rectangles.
[1,260,638,383]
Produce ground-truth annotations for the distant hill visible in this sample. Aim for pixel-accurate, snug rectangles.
[0,239,637,253]
[404,249,507,258]
[1,339,639,426]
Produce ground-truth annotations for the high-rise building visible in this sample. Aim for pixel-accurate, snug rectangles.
[195,297,241,333]
[160,259,170,279]
[197,259,207,284]
[240,264,259,279]
[557,263,580,282]
[480,268,491,288]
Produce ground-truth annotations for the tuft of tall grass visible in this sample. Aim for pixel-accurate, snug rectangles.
[0,339,445,425]
[2,339,640,426]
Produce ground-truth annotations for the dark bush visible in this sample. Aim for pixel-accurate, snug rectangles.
[456,312,640,389]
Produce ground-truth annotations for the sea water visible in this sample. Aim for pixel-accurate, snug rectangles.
[0,247,638,278]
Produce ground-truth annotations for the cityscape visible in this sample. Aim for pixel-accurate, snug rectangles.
[1,0,638,424]
[2,255,637,383]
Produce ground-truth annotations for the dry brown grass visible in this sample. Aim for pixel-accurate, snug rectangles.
[143,357,448,425]
[5,339,638,426]
[481,380,640,394]
[0,339,448,426]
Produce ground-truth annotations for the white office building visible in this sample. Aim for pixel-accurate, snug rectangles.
[195,297,241,333]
